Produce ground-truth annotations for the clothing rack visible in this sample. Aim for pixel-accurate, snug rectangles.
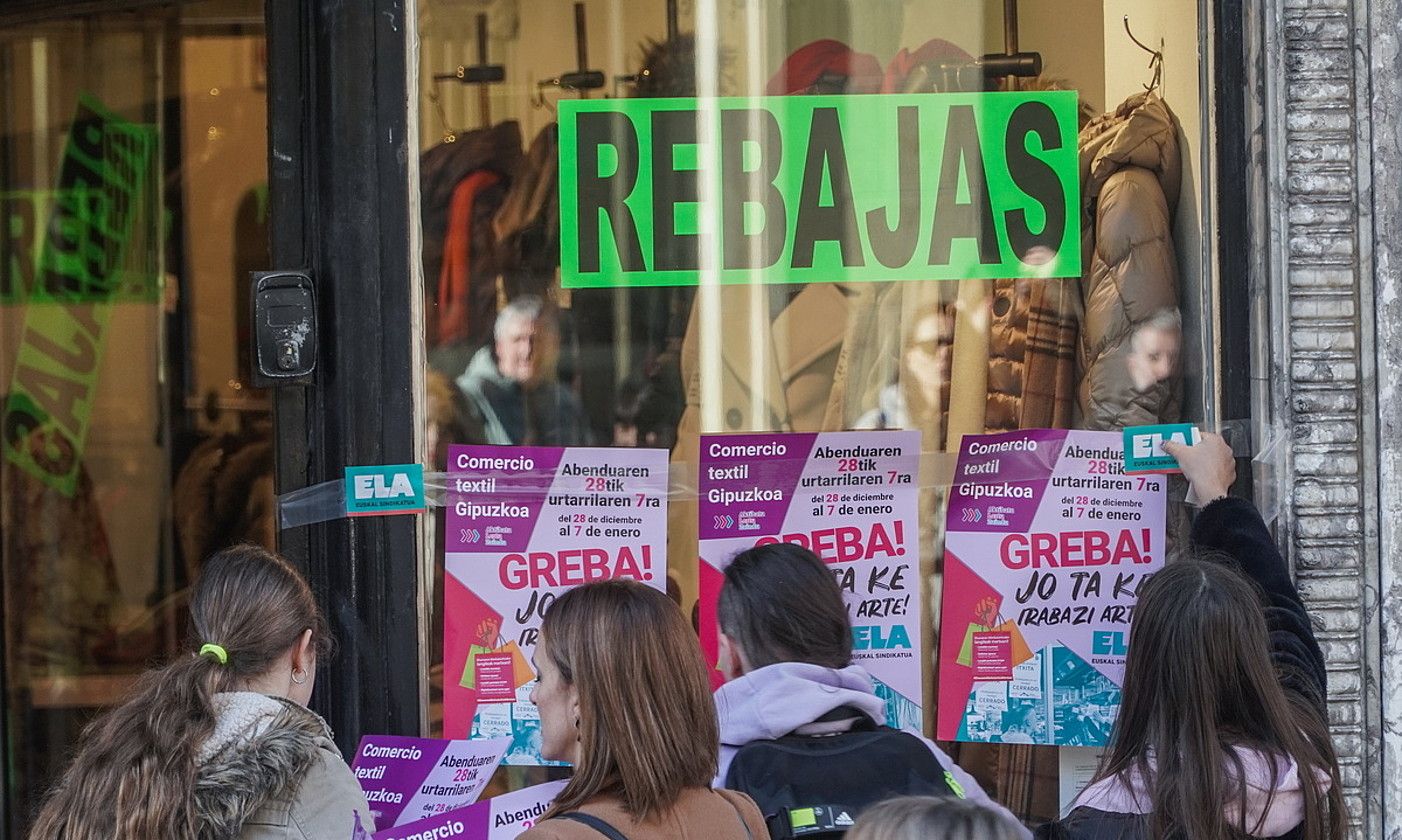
[536,2,606,102]
[431,13,505,138]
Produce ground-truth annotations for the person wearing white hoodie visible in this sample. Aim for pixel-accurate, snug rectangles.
[712,541,1031,839]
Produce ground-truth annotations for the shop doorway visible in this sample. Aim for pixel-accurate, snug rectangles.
[0,2,274,834]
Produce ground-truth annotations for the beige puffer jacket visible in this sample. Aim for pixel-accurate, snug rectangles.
[1075,92,1183,430]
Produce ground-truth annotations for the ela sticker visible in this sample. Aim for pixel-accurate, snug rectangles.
[345,464,427,516]
[1122,424,1201,475]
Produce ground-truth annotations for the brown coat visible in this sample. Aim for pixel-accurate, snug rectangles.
[516,788,767,840]
[668,282,851,613]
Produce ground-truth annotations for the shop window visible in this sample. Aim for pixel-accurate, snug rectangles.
[415,0,1213,825]
[0,2,271,833]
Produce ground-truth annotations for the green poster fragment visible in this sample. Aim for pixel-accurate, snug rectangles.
[558,92,1081,288]
[2,94,157,496]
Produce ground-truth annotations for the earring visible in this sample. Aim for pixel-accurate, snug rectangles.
[291,667,308,685]
[575,716,581,742]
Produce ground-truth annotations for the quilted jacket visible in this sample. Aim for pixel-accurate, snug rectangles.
[1074,92,1183,430]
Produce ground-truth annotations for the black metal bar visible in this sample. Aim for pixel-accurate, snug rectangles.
[666,0,678,41]
[265,0,423,754]
[574,2,588,72]
[1003,0,1019,90]
[1213,0,1253,498]
[475,13,490,125]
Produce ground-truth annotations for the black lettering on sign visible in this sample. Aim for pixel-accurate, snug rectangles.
[1004,100,1066,261]
[651,109,702,271]
[865,106,922,268]
[575,111,645,273]
[928,105,1000,266]
[720,109,786,270]
[792,107,864,269]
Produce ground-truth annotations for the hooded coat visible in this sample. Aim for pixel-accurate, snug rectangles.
[194,692,374,840]
[714,662,1031,839]
[1074,92,1183,430]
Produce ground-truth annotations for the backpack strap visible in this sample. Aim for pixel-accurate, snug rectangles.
[556,812,630,840]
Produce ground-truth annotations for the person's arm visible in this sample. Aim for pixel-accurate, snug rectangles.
[1163,434,1328,714]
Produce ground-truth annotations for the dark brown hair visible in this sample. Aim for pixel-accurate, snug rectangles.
[540,580,718,820]
[1094,558,1345,839]
[29,545,328,840]
[717,542,851,670]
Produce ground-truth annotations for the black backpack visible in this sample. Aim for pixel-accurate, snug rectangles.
[722,706,966,839]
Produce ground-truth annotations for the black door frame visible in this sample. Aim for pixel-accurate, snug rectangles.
[264,0,424,753]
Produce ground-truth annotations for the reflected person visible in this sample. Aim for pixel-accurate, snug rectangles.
[457,296,591,446]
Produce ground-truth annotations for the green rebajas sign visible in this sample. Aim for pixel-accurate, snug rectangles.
[559,92,1081,288]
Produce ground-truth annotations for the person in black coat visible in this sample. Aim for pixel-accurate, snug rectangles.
[1039,432,1345,840]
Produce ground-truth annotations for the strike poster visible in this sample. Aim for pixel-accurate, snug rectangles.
[367,780,568,840]
[937,430,1166,746]
[444,445,668,762]
[350,735,509,827]
[697,431,923,731]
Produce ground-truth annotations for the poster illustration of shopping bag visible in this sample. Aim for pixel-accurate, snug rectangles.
[992,618,1034,666]
[956,622,992,666]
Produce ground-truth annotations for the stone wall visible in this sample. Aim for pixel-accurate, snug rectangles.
[1257,0,1382,834]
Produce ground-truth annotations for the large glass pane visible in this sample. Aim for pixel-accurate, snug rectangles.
[415,0,1211,824]
[0,3,269,833]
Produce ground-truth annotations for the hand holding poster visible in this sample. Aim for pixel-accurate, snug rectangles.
[697,431,923,730]
[937,430,1166,746]
[370,780,568,840]
[444,445,668,762]
[350,735,509,827]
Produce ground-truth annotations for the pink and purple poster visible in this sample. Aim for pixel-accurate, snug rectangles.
[697,431,923,731]
[370,780,568,839]
[444,445,668,763]
[937,429,1166,746]
[351,735,509,827]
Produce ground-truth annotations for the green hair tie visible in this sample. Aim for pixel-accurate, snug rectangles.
[199,643,229,665]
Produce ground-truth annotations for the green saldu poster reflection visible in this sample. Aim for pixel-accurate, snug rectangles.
[2,94,157,496]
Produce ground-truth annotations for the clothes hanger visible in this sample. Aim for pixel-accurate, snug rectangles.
[1122,16,1164,93]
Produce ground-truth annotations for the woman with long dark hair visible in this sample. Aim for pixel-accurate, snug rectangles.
[516,579,768,840]
[29,545,372,840]
[1040,433,1344,839]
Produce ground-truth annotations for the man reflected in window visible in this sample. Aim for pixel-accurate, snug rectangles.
[457,296,592,446]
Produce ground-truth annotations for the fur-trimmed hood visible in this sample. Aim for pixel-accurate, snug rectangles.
[194,692,373,840]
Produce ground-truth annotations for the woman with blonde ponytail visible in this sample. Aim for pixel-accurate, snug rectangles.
[29,544,373,840]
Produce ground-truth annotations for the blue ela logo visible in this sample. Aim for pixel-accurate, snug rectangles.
[852,625,912,650]
[1091,630,1127,656]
